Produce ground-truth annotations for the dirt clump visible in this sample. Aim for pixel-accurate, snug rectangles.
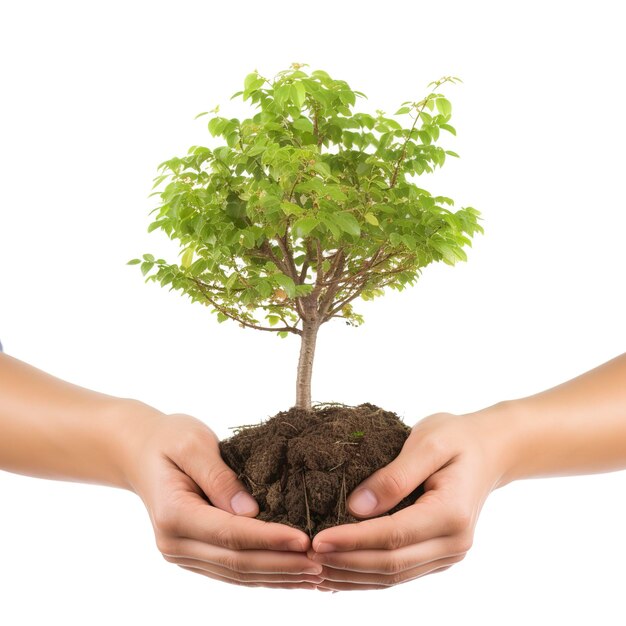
[219,403,424,536]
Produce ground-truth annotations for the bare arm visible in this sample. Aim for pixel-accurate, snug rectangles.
[496,351,626,485]
[0,352,148,488]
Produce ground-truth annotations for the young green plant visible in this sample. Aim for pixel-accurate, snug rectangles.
[130,63,482,410]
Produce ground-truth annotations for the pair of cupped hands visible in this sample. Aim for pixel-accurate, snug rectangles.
[127,409,508,592]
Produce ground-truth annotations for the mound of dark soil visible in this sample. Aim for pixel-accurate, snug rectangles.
[219,402,424,536]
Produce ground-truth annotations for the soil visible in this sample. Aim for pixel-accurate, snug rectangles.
[219,402,425,536]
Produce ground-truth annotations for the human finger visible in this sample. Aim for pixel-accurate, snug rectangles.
[166,555,324,585]
[317,553,465,586]
[310,535,468,574]
[161,537,323,575]
[165,418,259,517]
[160,494,311,551]
[313,488,462,552]
[345,420,453,518]
[178,565,319,590]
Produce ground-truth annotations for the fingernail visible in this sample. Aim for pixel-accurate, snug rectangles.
[230,491,257,515]
[303,564,323,575]
[349,488,378,516]
[314,542,336,553]
[287,539,307,551]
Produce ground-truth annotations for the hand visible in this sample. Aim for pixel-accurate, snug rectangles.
[123,411,324,589]
[308,408,514,591]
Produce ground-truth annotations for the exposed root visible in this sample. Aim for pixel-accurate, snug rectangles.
[227,423,261,434]
[311,401,354,409]
[241,473,259,489]
[336,469,347,525]
[302,470,312,539]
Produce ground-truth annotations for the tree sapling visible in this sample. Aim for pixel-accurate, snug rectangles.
[130,64,482,534]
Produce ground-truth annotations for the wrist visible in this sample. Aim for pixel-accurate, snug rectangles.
[467,399,530,489]
[96,398,165,492]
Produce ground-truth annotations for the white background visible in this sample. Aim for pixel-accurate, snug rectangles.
[1,1,625,624]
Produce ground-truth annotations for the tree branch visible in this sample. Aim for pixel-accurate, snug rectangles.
[258,240,291,277]
[322,256,418,321]
[299,260,309,283]
[313,107,322,148]
[275,232,298,282]
[274,228,307,319]
[316,247,389,289]
[317,249,346,318]
[190,278,301,335]
[389,81,447,189]
[323,278,369,322]
[313,238,325,285]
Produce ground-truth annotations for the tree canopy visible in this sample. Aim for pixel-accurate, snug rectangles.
[129,63,482,338]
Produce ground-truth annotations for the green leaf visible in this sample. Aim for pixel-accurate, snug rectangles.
[143,253,155,262]
[194,111,208,120]
[320,213,341,238]
[291,82,306,108]
[364,212,379,226]
[394,106,411,115]
[216,312,228,323]
[281,201,304,216]
[389,232,402,246]
[244,73,258,90]
[432,240,458,265]
[127,259,141,265]
[244,72,265,93]
[445,150,460,158]
[440,123,456,136]
[312,161,331,178]
[333,212,361,237]
[292,117,314,133]
[208,117,225,136]
[225,272,238,291]
[267,315,280,326]
[274,274,296,298]
[293,216,319,237]
[181,248,194,268]
[436,98,452,116]
[141,261,154,276]
[277,331,289,338]
[418,130,431,145]
[274,84,291,107]
[240,230,256,248]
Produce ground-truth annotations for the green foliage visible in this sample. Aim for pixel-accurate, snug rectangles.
[134,63,482,336]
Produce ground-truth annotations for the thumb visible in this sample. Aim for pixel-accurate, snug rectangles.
[176,426,259,517]
[347,429,448,518]
[200,455,260,517]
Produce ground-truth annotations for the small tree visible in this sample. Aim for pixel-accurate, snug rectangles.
[130,64,482,410]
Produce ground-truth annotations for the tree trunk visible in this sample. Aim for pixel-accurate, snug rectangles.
[295,318,319,410]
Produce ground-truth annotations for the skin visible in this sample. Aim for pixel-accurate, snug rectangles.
[2,351,626,591]
[0,353,323,589]
[310,351,626,591]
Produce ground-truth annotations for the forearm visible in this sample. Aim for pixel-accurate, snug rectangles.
[479,352,626,486]
[0,353,159,489]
